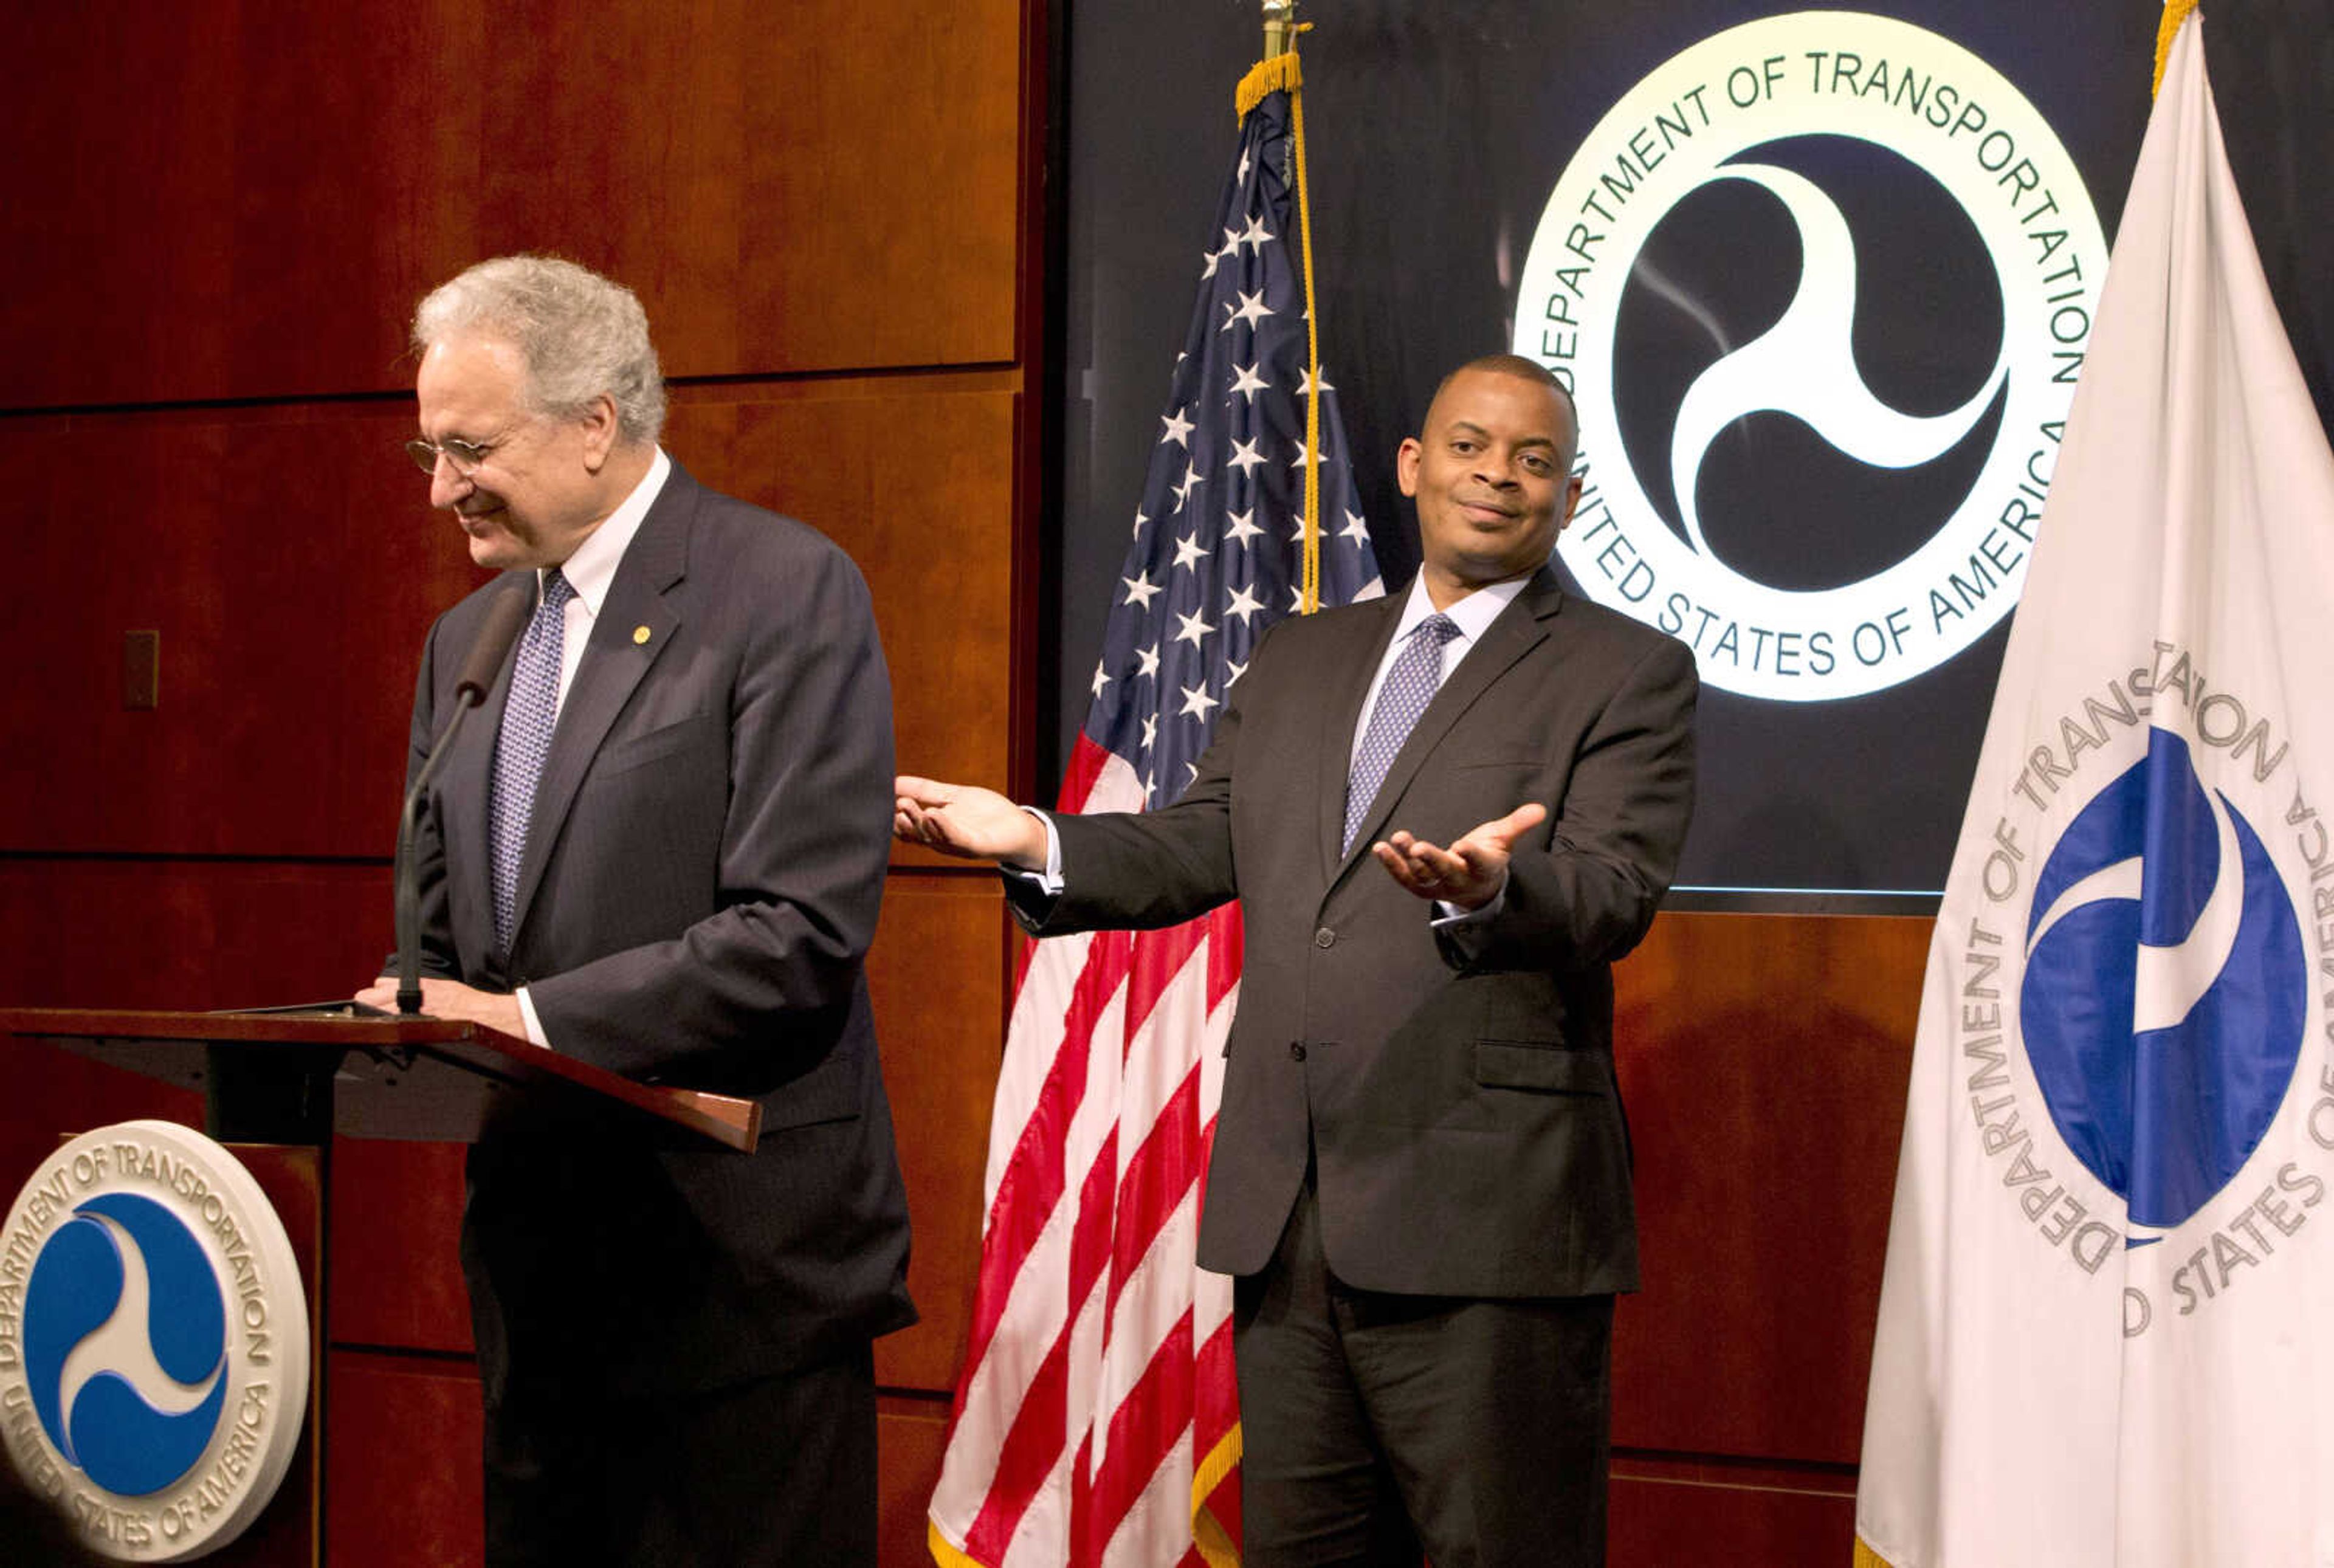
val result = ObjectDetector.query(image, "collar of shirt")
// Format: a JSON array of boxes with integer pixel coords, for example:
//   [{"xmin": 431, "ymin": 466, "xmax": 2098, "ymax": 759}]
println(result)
[
  {"xmin": 1385, "ymin": 570, "xmax": 1530, "ymax": 661},
  {"xmin": 540, "ymin": 446, "xmax": 670, "ymax": 710},
  {"xmin": 1351, "ymin": 571, "xmax": 1534, "ymax": 770},
  {"xmin": 542, "ymin": 445, "xmax": 672, "ymax": 617}
]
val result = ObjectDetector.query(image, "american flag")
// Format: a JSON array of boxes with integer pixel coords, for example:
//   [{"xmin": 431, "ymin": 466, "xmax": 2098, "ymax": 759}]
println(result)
[{"xmin": 928, "ymin": 57, "xmax": 1381, "ymax": 1568}]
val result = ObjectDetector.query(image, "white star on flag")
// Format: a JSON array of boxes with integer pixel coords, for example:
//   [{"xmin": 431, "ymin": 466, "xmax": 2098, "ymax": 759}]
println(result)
[
  {"xmin": 1172, "ymin": 607, "xmax": 1214, "ymax": 648},
  {"xmin": 1229, "ymin": 362, "xmax": 1270, "ymax": 401},
  {"xmin": 1172, "ymin": 459, "xmax": 1203, "ymax": 512},
  {"xmin": 1177, "ymin": 683, "xmax": 1219, "ymax": 721},
  {"xmin": 1121, "ymin": 570, "xmax": 1162, "ymax": 610},
  {"xmin": 1159, "ymin": 407, "xmax": 1194, "ymax": 446},
  {"xmin": 1220, "ymin": 289, "xmax": 1272, "ymax": 331},
  {"xmin": 1205, "ymin": 227, "xmax": 1242, "ymax": 279}
]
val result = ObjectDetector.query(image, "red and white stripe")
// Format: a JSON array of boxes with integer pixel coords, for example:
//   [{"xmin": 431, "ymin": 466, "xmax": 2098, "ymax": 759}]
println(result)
[{"xmin": 930, "ymin": 736, "xmax": 1245, "ymax": 1568}]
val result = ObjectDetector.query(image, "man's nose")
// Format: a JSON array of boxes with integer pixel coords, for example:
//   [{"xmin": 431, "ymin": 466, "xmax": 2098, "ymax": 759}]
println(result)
[{"xmin": 428, "ymin": 456, "xmax": 472, "ymax": 509}]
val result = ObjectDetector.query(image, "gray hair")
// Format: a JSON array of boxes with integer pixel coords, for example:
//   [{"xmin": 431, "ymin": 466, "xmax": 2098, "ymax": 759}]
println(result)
[{"xmin": 411, "ymin": 255, "xmax": 666, "ymax": 445}]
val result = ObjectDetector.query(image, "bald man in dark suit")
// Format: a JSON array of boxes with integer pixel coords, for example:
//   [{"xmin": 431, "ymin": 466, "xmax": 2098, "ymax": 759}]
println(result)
[{"xmin": 897, "ymin": 355, "xmax": 1697, "ymax": 1567}]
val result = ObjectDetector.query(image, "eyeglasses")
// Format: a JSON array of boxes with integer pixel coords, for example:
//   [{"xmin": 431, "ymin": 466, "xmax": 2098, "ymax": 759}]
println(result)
[{"xmin": 404, "ymin": 435, "xmax": 500, "ymax": 477}]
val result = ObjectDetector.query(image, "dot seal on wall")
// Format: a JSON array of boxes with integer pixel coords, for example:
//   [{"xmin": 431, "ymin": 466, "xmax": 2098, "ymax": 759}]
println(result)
[
  {"xmin": 1, "ymin": 1121, "xmax": 309, "ymax": 1562},
  {"xmin": 1518, "ymin": 10, "xmax": 2108, "ymax": 702}
]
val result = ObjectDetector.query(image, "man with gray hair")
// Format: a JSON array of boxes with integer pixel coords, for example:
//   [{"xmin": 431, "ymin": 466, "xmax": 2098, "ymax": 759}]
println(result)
[{"xmin": 359, "ymin": 255, "xmax": 912, "ymax": 1564}]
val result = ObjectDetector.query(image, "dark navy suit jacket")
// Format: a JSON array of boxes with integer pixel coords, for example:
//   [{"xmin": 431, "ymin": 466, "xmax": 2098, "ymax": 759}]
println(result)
[
  {"xmin": 404, "ymin": 461, "xmax": 913, "ymax": 1399},
  {"xmin": 1014, "ymin": 568, "xmax": 1697, "ymax": 1299}
]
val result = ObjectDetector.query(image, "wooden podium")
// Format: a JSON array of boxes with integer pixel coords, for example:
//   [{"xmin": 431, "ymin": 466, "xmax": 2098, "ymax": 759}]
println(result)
[{"xmin": 0, "ymin": 1006, "xmax": 762, "ymax": 1566}]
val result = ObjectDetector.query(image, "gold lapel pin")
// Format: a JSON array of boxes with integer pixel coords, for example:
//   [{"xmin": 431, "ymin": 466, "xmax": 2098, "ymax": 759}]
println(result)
[{"xmin": 633, "ymin": 625, "xmax": 652, "ymax": 645}]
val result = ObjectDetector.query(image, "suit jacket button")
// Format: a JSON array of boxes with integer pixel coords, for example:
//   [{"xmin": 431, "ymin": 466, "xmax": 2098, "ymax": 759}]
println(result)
[
  {"xmin": 1313, "ymin": 926, "xmax": 1335, "ymax": 948},
  {"xmin": 1289, "ymin": 1042, "xmax": 1307, "ymax": 1061}
]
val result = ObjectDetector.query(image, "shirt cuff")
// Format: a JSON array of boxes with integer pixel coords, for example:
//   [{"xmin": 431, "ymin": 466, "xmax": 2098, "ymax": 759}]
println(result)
[
  {"xmin": 515, "ymin": 985, "xmax": 550, "ymax": 1048},
  {"xmin": 1002, "ymin": 805, "xmax": 1065, "ymax": 895},
  {"xmin": 1429, "ymin": 872, "xmax": 1508, "ymax": 930}
]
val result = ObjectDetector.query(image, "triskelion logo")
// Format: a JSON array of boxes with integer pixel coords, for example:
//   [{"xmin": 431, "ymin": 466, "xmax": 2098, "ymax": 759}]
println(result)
[
  {"xmin": 2024, "ymin": 732, "xmax": 2306, "ymax": 1235},
  {"xmin": 1955, "ymin": 650, "xmax": 2331, "ymax": 1338},
  {"xmin": 2, "ymin": 1122, "xmax": 308, "ymax": 1561},
  {"xmin": 1516, "ymin": 12, "xmax": 2106, "ymax": 700}
]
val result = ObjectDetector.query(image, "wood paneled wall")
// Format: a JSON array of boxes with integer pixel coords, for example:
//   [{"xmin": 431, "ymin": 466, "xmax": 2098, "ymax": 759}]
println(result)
[
  {"xmin": 0, "ymin": 4, "xmax": 1929, "ymax": 1565},
  {"xmin": 1608, "ymin": 910, "xmax": 1924, "ymax": 1558},
  {"xmin": 0, "ymin": 3, "xmax": 1041, "ymax": 1565}
]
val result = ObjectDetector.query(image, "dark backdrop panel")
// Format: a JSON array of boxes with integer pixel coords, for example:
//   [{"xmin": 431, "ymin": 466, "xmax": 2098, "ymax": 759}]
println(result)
[
  {"xmin": 1057, "ymin": 1, "xmax": 2329, "ymax": 897},
  {"xmin": 1044, "ymin": 4, "xmax": 2331, "ymax": 1553}
]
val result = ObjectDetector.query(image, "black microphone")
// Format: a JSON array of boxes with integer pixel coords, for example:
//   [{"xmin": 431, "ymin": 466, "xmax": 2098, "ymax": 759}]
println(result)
[{"xmin": 394, "ymin": 585, "xmax": 533, "ymax": 1014}]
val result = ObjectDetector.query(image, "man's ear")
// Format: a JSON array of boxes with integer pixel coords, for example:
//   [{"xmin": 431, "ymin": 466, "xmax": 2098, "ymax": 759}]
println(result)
[
  {"xmin": 578, "ymin": 393, "xmax": 622, "ymax": 472},
  {"xmin": 1556, "ymin": 472, "xmax": 1585, "ymax": 531},
  {"xmin": 1396, "ymin": 436, "xmax": 1423, "ymax": 498}
]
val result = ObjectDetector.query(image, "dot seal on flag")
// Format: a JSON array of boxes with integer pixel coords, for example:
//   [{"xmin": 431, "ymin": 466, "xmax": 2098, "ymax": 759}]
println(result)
[
  {"xmin": 1961, "ymin": 647, "xmax": 2330, "ymax": 1339},
  {"xmin": 0, "ymin": 1121, "xmax": 309, "ymax": 1561}
]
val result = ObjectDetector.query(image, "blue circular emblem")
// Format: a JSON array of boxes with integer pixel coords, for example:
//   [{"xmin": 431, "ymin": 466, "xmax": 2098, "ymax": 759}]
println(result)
[
  {"xmin": 22, "ymin": 1192, "xmax": 229, "ymax": 1497},
  {"xmin": 2022, "ymin": 728, "xmax": 2308, "ymax": 1229}
]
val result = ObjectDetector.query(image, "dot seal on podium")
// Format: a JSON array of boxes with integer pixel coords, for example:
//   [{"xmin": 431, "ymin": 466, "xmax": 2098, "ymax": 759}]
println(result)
[{"xmin": 1, "ymin": 1121, "xmax": 309, "ymax": 1561}]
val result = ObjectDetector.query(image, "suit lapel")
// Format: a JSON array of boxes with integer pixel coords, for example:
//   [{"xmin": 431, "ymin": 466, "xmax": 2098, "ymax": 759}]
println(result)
[
  {"xmin": 508, "ymin": 470, "xmax": 695, "ymax": 949},
  {"xmin": 1315, "ymin": 595, "xmax": 1406, "ymax": 884},
  {"xmin": 1332, "ymin": 569, "xmax": 1567, "ymax": 883}
]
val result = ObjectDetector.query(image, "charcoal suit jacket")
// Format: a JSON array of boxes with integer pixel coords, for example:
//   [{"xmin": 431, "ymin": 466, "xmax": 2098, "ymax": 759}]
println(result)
[
  {"xmin": 1013, "ymin": 567, "xmax": 1696, "ymax": 1299},
  {"xmin": 402, "ymin": 460, "xmax": 914, "ymax": 1398}
]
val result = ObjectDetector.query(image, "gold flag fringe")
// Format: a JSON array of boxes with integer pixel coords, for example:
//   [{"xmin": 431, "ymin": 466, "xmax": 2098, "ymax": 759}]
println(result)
[{"xmin": 2155, "ymin": 0, "xmax": 2200, "ymax": 97}]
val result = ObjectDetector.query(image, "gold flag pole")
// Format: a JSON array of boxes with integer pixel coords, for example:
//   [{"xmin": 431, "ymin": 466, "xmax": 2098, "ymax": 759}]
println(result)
[{"xmin": 1244, "ymin": 0, "xmax": 1331, "ymax": 610}]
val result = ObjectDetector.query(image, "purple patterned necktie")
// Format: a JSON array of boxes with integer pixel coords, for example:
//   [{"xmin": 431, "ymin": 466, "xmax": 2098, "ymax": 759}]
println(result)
[
  {"xmin": 1343, "ymin": 613, "xmax": 1461, "ymax": 854},
  {"xmin": 489, "ymin": 569, "xmax": 576, "ymax": 951}
]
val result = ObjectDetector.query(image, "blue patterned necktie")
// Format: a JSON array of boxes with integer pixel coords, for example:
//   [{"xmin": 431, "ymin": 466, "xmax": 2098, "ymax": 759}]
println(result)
[
  {"xmin": 489, "ymin": 569, "xmax": 576, "ymax": 951},
  {"xmin": 1343, "ymin": 613, "xmax": 1461, "ymax": 854}
]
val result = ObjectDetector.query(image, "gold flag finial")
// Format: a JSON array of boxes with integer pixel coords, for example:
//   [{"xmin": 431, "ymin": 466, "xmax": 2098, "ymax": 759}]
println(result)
[{"xmin": 1263, "ymin": 0, "xmax": 1296, "ymax": 59}]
